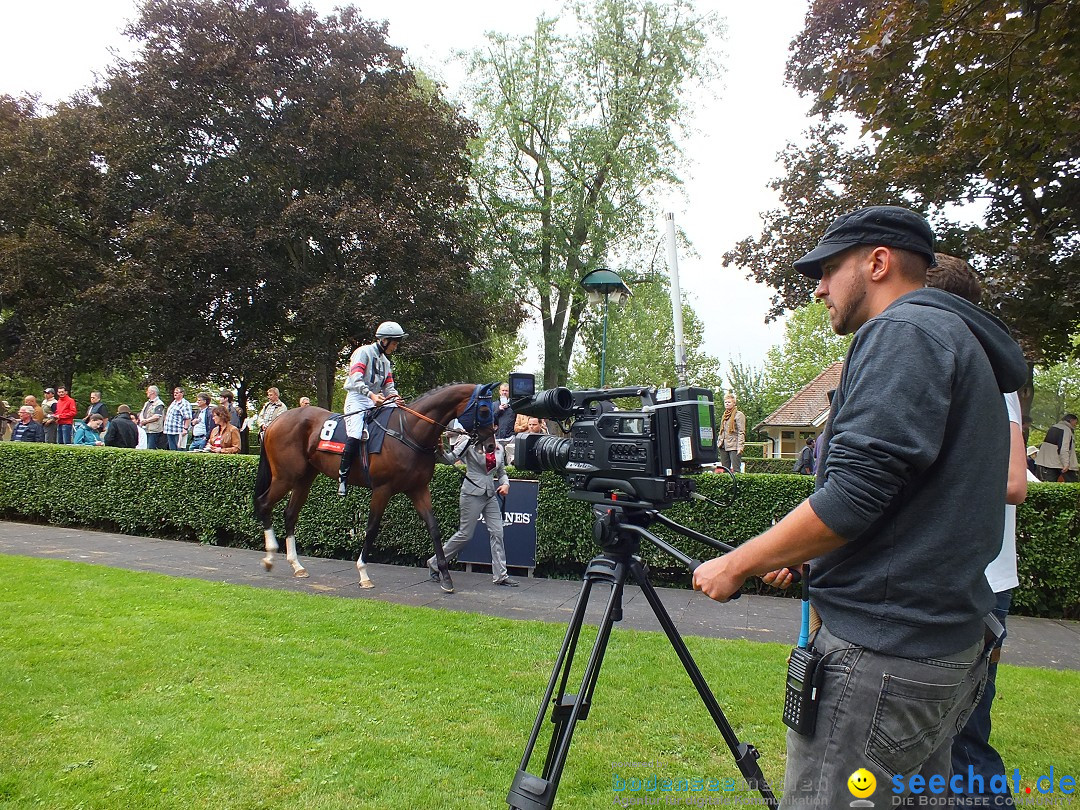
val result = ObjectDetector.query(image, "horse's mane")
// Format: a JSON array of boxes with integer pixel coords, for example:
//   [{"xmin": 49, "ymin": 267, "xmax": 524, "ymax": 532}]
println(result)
[{"xmin": 409, "ymin": 382, "xmax": 471, "ymax": 406}]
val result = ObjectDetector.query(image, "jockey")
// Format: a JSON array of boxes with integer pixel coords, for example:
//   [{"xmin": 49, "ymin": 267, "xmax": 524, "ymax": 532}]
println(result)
[{"xmin": 338, "ymin": 320, "xmax": 406, "ymax": 496}]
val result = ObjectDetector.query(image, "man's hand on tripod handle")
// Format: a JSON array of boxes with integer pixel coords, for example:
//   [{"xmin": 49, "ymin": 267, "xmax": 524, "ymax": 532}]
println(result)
[
  {"xmin": 762, "ymin": 567, "xmax": 800, "ymax": 590},
  {"xmin": 692, "ymin": 500, "xmax": 846, "ymax": 603}
]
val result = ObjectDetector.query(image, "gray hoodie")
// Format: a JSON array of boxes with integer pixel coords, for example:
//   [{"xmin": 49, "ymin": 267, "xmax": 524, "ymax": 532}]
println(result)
[{"xmin": 809, "ymin": 288, "xmax": 1028, "ymax": 657}]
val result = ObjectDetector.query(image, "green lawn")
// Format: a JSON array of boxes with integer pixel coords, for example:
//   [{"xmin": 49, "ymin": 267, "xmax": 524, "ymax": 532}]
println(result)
[{"xmin": 0, "ymin": 555, "xmax": 1077, "ymax": 809}]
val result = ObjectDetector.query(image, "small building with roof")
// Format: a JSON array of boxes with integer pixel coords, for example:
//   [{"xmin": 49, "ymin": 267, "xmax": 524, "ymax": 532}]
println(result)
[{"xmin": 755, "ymin": 362, "xmax": 843, "ymax": 459}]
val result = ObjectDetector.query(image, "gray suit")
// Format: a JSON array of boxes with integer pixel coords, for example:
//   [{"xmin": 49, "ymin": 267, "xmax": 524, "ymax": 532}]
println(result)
[{"xmin": 429, "ymin": 438, "xmax": 511, "ymax": 582}]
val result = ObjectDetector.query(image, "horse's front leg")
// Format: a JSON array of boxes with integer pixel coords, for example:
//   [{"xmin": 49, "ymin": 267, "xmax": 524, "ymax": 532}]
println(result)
[
  {"xmin": 410, "ymin": 488, "xmax": 453, "ymax": 594},
  {"xmin": 264, "ymin": 524, "xmax": 307, "ymax": 578},
  {"xmin": 356, "ymin": 489, "xmax": 391, "ymax": 589},
  {"xmin": 262, "ymin": 527, "xmax": 279, "ymax": 571},
  {"xmin": 356, "ymin": 516, "xmax": 378, "ymax": 590},
  {"xmin": 284, "ymin": 533, "xmax": 308, "ymax": 578}
]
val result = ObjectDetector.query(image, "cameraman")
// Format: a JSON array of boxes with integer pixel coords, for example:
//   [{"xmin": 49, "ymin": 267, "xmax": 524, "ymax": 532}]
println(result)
[{"xmin": 692, "ymin": 207, "xmax": 1027, "ymax": 806}]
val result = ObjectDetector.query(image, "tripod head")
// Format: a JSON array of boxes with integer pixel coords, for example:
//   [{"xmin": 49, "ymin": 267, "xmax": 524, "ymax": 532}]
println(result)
[
  {"xmin": 590, "ymin": 503, "xmax": 731, "ymax": 573},
  {"xmin": 591, "ymin": 500, "xmax": 801, "ymax": 591}
]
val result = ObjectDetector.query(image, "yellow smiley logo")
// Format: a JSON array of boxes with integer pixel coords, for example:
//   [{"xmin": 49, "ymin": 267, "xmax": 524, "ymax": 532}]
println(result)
[{"xmin": 848, "ymin": 768, "xmax": 876, "ymax": 798}]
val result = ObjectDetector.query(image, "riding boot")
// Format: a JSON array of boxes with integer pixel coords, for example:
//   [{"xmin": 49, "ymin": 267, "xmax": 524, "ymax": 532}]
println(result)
[{"xmin": 338, "ymin": 437, "xmax": 361, "ymax": 497}]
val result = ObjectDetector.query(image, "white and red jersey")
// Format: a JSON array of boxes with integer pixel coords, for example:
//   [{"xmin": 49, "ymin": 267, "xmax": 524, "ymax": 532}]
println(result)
[{"xmin": 343, "ymin": 342, "xmax": 398, "ymax": 399}]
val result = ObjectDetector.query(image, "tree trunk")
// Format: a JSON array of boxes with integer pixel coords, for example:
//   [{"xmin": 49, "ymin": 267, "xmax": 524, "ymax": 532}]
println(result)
[
  {"xmin": 316, "ymin": 358, "xmax": 336, "ymax": 410},
  {"xmin": 542, "ymin": 319, "xmax": 566, "ymax": 390},
  {"xmin": 1018, "ymin": 361, "xmax": 1035, "ymax": 443}
]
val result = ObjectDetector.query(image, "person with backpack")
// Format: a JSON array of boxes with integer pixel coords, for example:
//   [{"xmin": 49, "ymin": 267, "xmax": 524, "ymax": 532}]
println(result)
[
  {"xmin": 1034, "ymin": 414, "xmax": 1077, "ymax": 482},
  {"xmin": 793, "ymin": 436, "xmax": 816, "ymax": 475}
]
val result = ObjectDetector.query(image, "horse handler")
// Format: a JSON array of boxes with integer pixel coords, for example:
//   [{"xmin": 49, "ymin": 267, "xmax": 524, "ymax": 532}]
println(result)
[
  {"xmin": 428, "ymin": 435, "xmax": 518, "ymax": 587},
  {"xmin": 338, "ymin": 321, "xmax": 405, "ymax": 496}
]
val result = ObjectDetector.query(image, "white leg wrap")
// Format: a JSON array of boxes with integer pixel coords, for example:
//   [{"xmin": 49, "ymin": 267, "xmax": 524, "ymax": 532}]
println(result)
[
  {"xmin": 357, "ymin": 554, "xmax": 374, "ymax": 589},
  {"xmin": 261, "ymin": 529, "xmax": 278, "ymax": 571},
  {"xmin": 286, "ymin": 534, "xmax": 308, "ymax": 578}
]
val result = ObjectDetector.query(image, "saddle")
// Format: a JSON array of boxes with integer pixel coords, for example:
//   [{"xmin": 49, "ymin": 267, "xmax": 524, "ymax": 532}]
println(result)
[{"xmin": 315, "ymin": 407, "xmax": 395, "ymax": 456}]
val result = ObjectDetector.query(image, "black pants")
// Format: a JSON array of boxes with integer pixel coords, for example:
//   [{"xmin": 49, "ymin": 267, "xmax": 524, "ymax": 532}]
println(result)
[{"xmin": 1036, "ymin": 464, "xmax": 1073, "ymax": 482}]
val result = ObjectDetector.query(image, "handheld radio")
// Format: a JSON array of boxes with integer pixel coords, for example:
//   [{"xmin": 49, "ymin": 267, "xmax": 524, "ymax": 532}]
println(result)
[{"xmin": 782, "ymin": 565, "xmax": 822, "ymax": 735}]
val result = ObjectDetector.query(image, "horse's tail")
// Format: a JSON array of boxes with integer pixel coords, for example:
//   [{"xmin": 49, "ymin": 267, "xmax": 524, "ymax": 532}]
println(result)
[{"xmin": 253, "ymin": 444, "xmax": 273, "ymax": 515}]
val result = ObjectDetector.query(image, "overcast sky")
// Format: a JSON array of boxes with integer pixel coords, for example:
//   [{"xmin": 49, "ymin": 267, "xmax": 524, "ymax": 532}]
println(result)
[{"xmin": 0, "ymin": 0, "xmax": 815, "ymax": 378}]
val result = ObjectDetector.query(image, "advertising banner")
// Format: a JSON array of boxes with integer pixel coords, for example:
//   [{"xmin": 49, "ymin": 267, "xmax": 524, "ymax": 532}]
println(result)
[{"xmin": 458, "ymin": 479, "xmax": 539, "ymax": 570}]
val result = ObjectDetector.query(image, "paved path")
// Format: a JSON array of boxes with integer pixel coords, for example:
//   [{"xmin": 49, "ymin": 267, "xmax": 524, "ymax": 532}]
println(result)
[{"xmin": 2, "ymin": 520, "xmax": 1077, "ymax": 671}]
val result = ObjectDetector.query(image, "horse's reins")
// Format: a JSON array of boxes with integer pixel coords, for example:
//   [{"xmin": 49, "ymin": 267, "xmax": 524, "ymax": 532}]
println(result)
[
  {"xmin": 394, "ymin": 401, "xmax": 472, "ymax": 438},
  {"xmin": 340, "ymin": 398, "xmax": 467, "ymax": 435},
  {"xmin": 339, "ymin": 396, "xmax": 484, "ymax": 457},
  {"xmin": 344, "ymin": 388, "xmax": 502, "ymax": 498}
]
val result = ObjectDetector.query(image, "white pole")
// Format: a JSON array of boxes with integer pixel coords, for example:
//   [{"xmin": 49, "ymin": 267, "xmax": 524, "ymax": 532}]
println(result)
[{"xmin": 665, "ymin": 212, "xmax": 688, "ymax": 386}]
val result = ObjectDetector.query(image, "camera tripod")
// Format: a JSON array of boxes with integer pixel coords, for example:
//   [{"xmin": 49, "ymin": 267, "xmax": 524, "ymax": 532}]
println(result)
[{"xmin": 506, "ymin": 506, "xmax": 778, "ymax": 810}]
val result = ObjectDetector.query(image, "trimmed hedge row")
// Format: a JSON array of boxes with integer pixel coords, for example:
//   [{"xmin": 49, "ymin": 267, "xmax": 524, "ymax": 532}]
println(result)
[
  {"xmin": 1014, "ymin": 485, "xmax": 1080, "ymax": 619},
  {"xmin": 0, "ymin": 443, "xmax": 1077, "ymax": 617},
  {"xmin": 743, "ymin": 458, "xmax": 803, "ymax": 475}
]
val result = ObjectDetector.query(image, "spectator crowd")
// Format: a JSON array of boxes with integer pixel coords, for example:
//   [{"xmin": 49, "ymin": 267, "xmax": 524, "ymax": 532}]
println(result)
[{"xmin": 1, "ymin": 385, "xmax": 302, "ymax": 452}]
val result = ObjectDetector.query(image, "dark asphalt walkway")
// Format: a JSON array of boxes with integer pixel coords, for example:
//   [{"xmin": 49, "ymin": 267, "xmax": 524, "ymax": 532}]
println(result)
[{"xmin": 2, "ymin": 520, "xmax": 1077, "ymax": 671}]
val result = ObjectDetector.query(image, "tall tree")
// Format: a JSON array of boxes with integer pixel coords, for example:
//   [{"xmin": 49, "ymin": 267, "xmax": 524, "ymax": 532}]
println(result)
[
  {"xmin": 727, "ymin": 0, "xmax": 1080, "ymax": 363},
  {"xmin": 0, "ymin": 96, "xmax": 116, "ymax": 386},
  {"xmin": 466, "ymin": 0, "xmax": 721, "ymax": 388},
  {"xmin": 95, "ymin": 0, "xmax": 518, "ymax": 406}
]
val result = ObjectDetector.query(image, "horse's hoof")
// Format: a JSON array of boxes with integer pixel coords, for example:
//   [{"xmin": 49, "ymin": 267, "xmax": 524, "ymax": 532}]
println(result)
[
  {"xmin": 293, "ymin": 568, "xmax": 309, "ymax": 579},
  {"xmin": 360, "ymin": 580, "xmax": 375, "ymax": 590},
  {"xmin": 440, "ymin": 577, "xmax": 455, "ymax": 594},
  {"xmin": 261, "ymin": 558, "xmax": 273, "ymax": 571}
]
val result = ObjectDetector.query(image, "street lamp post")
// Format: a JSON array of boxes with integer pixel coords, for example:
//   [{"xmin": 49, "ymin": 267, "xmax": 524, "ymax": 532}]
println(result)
[{"xmin": 579, "ymin": 267, "xmax": 631, "ymax": 387}]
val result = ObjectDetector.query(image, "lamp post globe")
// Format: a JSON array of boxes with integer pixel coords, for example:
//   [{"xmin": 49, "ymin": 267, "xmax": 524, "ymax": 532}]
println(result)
[{"xmin": 579, "ymin": 267, "xmax": 631, "ymax": 388}]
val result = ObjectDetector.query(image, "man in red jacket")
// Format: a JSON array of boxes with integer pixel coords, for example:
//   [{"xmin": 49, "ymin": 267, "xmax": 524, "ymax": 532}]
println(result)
[{"xmin": 54, "ymin": 386, "xmax": 77, "ymax": 445}]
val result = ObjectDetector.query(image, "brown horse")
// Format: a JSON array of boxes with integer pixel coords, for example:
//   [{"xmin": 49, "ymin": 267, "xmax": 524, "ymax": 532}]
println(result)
[{"xmin": 252, "ymin": 382, "xmax": 498, "ymax": 593}]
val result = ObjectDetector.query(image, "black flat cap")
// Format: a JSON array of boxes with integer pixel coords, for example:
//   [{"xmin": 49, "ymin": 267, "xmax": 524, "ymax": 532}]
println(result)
[{"xmin": 794, "ymin": 205, "xmax": 937, "ymax": 279}]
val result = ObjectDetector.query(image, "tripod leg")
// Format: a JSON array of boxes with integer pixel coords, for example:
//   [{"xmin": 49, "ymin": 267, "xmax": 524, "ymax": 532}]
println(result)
[
  {"xmin": 507, "ymin": 556, "xmax": 628, "ymax": 810},
  {"xmin": 540, "ymin": 563, "xmax": 624, "ymax": 780},
  {"xmin": 629, "ymin": 557, "xmax": 778, "ymax": 809}
]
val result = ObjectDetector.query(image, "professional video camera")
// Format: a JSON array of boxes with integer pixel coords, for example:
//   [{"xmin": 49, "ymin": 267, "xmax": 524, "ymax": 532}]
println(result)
[{"xmin": 508, "ymin": 372, "xmax": 717, "ymax": 508}]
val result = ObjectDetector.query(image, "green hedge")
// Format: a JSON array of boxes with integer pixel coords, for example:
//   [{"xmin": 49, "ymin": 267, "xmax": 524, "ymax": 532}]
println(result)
[
  {"xmin": 0, "ymin": 444, "xmax": 1076, "ymax": 618},
  {"xmin": 743, "ymin": 458, "xmax": 802, "ymax": 475},
  {"xmin": 1014, "ymin": 484, "xmax": 1080, "ymax": 619}
]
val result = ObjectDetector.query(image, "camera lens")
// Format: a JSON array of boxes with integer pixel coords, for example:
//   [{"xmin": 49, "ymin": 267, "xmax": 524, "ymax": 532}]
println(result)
[
  {"xmin": 531, "ymin": 435, "xmax": 571, "ymax": 473},
  {"xmin": 515, "ymin": 387, "xmax": 575, "ymax": 420},
  {"xmin": 513, "ymin": 432, "xmax": 571, "ymax": 473}
]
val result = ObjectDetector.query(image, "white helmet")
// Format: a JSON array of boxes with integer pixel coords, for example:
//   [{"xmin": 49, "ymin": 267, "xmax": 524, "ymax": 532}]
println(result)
[{"xmin": 375, "ymin": 321, "xmax": 408, "ymax": 339}]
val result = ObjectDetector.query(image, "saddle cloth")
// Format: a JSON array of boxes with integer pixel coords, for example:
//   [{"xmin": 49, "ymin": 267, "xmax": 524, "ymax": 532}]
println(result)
[{"xmin": 315, "ymin": 407, "xmax": 394, "ymax": 455}]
